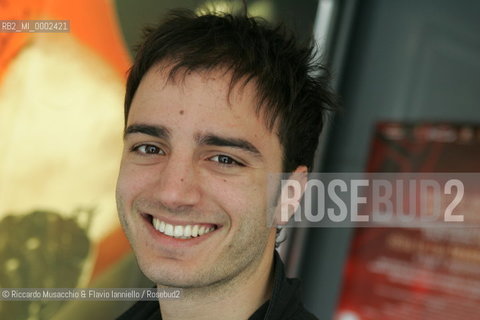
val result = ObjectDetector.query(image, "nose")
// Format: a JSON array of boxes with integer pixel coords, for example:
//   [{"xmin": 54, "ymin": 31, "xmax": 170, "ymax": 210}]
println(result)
[{"xmin": 152, "ymin": 153, "xmax": 201, "ymax": 211}]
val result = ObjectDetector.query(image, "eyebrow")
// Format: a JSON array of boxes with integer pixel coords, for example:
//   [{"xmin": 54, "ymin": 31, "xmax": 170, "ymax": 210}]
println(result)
[
  {"xmin": 124, "ymin": 124, "xmax": 170, "ymax": 139},
  {"xmin": 197, "ymin": 134, "xmax": 262, "ymax": 159},
  {"xmin": 124, "ymin": 124, "xmax": 262, "ymax": 159}
]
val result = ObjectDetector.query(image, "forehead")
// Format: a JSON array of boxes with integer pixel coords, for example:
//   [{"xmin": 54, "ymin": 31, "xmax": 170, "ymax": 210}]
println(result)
[{"xmin": 129, "ymin": 64, "xmax": 265, "ymax": 127}]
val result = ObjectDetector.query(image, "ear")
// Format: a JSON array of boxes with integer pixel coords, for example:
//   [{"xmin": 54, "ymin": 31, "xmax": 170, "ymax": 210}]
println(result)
[{"xmin": 273, "ymin": 165, "xmax": 308, "ymax": 226}]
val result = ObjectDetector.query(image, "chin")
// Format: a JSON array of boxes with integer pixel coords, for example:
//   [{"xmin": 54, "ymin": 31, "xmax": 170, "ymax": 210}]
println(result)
[{"xmin": 137, "ymin": 256, "xmax": 195, "ymax": 287}]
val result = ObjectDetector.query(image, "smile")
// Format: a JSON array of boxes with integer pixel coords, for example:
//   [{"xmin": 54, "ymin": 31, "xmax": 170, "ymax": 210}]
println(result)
[{"xmin": 152, "ymin": 218, "xmax": 217, "ymax": 239}]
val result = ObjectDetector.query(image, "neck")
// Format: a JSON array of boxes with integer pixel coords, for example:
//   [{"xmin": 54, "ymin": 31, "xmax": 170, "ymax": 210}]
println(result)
[{"xmin": 159, "ymin": 244, "xmax": 276, "ymax": 320}]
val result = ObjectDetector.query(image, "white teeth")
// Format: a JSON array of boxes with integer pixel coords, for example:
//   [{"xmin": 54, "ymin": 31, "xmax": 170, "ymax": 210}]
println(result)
[
  {"xmin": 164, "ymin": 223, "xmax": 174, "ymax": 236},
  {"xmin": 152, "ymin": 218, "xmax": 216, "ymax": 239},
  {"xmin": 174, "ymin": 225, "xmax": 184, "ymax": 237},
  {"xmin": 184, "ymin": 225, "xmax": 192, "ymax": 237},
  {"xmin": 192, "ymin": 225, "xmax": 199, "ymax": 237}
]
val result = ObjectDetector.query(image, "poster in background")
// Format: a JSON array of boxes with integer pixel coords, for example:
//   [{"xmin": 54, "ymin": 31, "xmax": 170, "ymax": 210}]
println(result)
[{"xmin": 335, "ymin": 122, "xmax": 480, "ymax": 320}]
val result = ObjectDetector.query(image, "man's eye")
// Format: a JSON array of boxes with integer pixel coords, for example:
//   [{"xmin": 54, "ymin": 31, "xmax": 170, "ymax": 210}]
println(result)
[
  {"xmin": 210, "ymin": 155, "xmax": 243, "ymax": 166},
  {"xmin": 132, "ymin": 144, "xmax": 164, "ymax": 155}
]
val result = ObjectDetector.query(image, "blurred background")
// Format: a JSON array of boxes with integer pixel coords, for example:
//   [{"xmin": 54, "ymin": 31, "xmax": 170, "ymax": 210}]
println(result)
[{"xmin": 1, "ymin": 0, "xmax": 480, "ymax": 319}]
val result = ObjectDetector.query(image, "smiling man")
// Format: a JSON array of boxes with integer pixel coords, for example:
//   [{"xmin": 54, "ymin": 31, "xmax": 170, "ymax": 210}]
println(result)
[{"xmin": 116, "ymin": 9, "xmax": 336, "ymax": 320}]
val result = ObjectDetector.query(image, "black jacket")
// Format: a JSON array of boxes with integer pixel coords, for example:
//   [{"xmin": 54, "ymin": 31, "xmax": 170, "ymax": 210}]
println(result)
[{"xmin": 117, "ymin": 251, "xmax": 317, "ymax": 319}]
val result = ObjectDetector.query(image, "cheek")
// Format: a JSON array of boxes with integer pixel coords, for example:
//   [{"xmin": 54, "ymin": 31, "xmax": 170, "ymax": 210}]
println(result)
[
  {"xmin": 116, "ymin": 164, "xmax": 154, "ymax": 204},
  {"xmin": 206, "ymin": 175, "xmax": 269, "ymax": 225}
]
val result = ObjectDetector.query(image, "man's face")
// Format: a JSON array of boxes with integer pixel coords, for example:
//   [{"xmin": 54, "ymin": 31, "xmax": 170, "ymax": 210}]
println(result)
[{"xmin": 116, "ymin": 65, "xmax": 284, "ymax": 288}]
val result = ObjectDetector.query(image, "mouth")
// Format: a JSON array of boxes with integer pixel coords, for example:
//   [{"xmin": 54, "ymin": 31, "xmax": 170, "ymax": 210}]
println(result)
[{"xmin": 145, "ymin": 214, "xmax": 219, "ymax": 240}]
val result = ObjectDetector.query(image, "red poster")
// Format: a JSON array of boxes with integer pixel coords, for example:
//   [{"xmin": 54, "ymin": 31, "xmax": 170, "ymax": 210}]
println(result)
[{"xmin": 335, "ymin": 123, "xmax": 480, "ymax": 320}]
